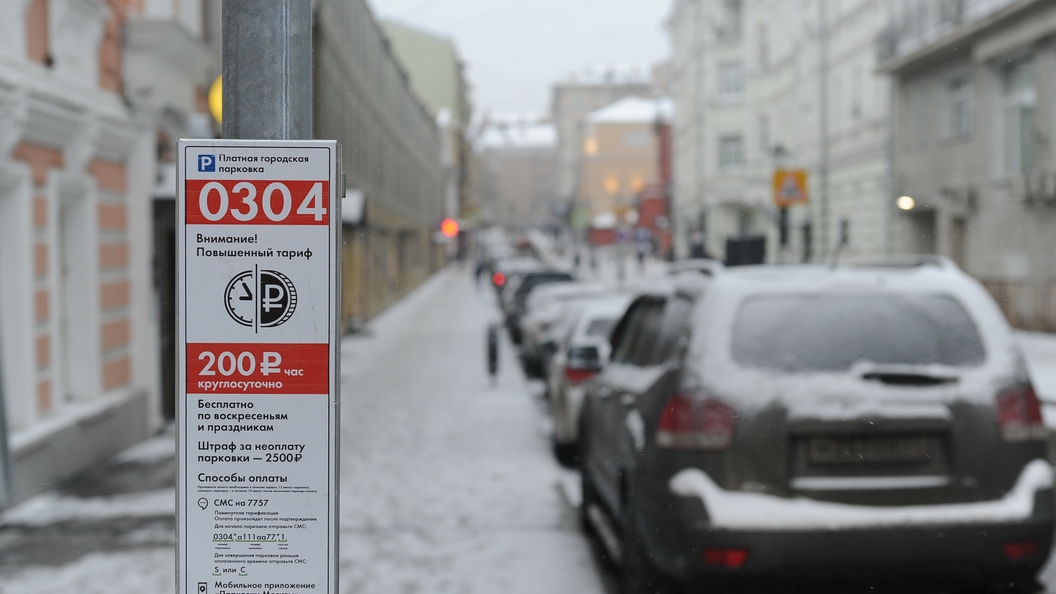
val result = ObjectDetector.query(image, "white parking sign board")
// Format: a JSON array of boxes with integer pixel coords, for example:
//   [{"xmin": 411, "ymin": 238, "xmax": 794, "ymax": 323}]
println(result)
[{"xmin": 177, "ymin": 140, "xmax": 339, "ymax": 594}]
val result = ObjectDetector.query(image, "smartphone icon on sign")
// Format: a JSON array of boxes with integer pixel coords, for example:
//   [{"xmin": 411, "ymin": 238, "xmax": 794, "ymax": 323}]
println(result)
[{"xmin": 198, "ymin": 582, "xmax": 208, "ymax": 594}]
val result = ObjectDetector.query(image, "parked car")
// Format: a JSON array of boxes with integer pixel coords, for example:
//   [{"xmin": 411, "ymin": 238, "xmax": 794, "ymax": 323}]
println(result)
[
  {"xmin": 579, "ymin": 258, "xmax": 1054, "ymax": 593},
  {"xmin": 502, "ymin": 269, "xmax": 574, "ymax": 344},
  {"xmin": 490, "ymin": 256, "xmax": 542, "ymax": 295},
  {"xmin": 548, "ymin": 294, "xmax": 634, "ymax": 464},
  {"xmin": 519, "ymin": 282, "xmax": 615, "ymax": 378}
]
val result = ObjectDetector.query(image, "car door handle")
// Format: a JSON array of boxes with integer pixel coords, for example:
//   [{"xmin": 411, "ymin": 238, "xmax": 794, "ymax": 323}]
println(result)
[
  {"xmin": 597, "ymin": 386, "xmax": 612, "ymax": 399},
  {"xmin": 620, "ymin": 393, "xmax": 636, "ymax": 406}
]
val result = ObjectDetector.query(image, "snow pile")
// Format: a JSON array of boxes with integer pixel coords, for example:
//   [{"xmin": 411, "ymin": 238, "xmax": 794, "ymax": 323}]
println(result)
[
  {"xmin": 0, "ymin": 488, "xmax": 174, "ymax": 527},
  {"xmin": 113, "ymin": 434, "xmax": 175, "ymax": 464},
  {"xmin": 0, "ymin": 548, "xmax": 174, "ymax": 594},
  {"xmin": 670, "ymin": 459, "xmax": 1053, "ymax": 531}
]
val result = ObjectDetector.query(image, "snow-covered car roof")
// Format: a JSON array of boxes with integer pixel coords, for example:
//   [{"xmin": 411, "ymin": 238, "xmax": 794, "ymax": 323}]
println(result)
[
  {"xmin": 569, "ymin": 295, "xmax": 633, "ymax": 340},
  {"xmin": 524, "ymin": 282, "xmax": 615, "ymax": 312}
]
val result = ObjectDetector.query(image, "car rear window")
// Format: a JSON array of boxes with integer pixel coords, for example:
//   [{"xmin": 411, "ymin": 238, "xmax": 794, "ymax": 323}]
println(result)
[
  {"xmin": 730, "ymin": 293, "xmax": 986, "ymax": 371},
  {"xmin": 585, "ymin": 318, "xmax": 617, "ymax": 338}
]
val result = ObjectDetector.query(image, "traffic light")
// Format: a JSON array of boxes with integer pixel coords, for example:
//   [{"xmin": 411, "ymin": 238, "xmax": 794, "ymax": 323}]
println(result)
[{"xmin": 440, "ymin": 218, "xmax": 459, "ymax": 238}]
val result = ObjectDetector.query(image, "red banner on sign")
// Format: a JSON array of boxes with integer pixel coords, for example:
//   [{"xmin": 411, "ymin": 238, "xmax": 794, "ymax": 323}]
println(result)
[
  {"xmin": 186, "ymin": 180, "xmax": 330, "ymax": 226},
  {"xmin": 186, "ymin": 343, "xmax": 329, "ymax": 394}
]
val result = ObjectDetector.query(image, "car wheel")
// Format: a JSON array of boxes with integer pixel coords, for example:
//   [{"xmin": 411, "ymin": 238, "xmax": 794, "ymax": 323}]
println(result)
[
  {"xmin": 621, "ymin": 489, "xmax": 681, "ymax": 594},
  {"xmin": 553, "ymin": 440, "xmax": 579, "ymax": 467}
]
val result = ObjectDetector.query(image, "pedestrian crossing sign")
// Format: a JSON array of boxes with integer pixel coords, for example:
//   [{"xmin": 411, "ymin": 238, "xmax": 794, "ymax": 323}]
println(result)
[{"xmin": 773, "ymin": 169, "xmax": 809, "ymax": 207}]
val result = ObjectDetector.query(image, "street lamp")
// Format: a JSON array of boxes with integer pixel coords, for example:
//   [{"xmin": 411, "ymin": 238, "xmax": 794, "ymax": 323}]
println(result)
[{"xmin": 896, "ymin": 195, "xmax": 916, "ymax": 210}]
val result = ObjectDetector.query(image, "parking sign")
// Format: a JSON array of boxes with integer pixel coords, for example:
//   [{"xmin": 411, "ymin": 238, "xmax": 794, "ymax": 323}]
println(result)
[{"xmin": 177, "ymin": 140, "xmax": 340, "ymax": 594}]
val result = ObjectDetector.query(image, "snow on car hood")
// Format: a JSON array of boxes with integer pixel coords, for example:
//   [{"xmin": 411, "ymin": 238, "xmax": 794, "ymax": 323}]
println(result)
[{"xmin": 669, "ymin": 459, "xmax": 1054, "ymax": 531}]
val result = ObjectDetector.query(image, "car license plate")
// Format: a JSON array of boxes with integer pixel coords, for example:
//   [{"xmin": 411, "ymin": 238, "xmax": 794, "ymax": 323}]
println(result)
[{"xmin": 809, "ymin": 435, "xmax": 931, "ymax": 464}]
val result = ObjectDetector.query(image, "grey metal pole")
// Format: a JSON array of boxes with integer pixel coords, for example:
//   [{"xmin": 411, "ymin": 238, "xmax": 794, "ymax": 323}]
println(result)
[
  {"xmin": 222, "ymin": 0, "xmax": 313, "ymax": 140},
  {"xmin": 818, "ymin": 0, "xmax": 830, "ymax": 259}
]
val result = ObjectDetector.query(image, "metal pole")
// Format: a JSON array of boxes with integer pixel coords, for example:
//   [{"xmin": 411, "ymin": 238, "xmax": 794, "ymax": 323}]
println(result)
[
  {"xmin": 223, "ymin": 0, "xmax": 313, "ymax": 140},
  {"xmin": 693, "ymin": 0, "xmax": 705, "ymax": 258},
  {"xmin": 818, "ymin": 0, "xmax": 830, "ymax": 258}
]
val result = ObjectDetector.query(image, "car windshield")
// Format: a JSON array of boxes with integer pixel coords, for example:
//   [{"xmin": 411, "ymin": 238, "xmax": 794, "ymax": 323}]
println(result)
[{"xmin": 730, "ymin": 293, "xmax": 986, "ymax": 371}]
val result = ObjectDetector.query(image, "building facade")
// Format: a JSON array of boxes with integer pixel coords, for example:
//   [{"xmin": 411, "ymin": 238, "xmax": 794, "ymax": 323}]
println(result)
[
  {"xmin": 668, "ymin": 0, "xmax": 893, "ymax": 263},
  {"xmin": 0, "ymin": 0, "xmax": 216, "ymax": 504},
  {"xmin": 552, "ymin": 64, "xmax": 655, "ymax": 218},
  {"xmin": 315, "ymin": 0, "xmax": 445, "ymax": 327},
  {"xmin": 579, "ymin": 96, "xmax": 671, "ymax": 221},
  {"xmin": 381, "ymin": 20, "xmax": 474, "ymax": 228},
  {"xmin": 878, "ymin": 0, "xmax": 1056, "ymax": 330},
  {"xmin": 476, "ymin": 115, "xmax": 558, "ymax": 229}
]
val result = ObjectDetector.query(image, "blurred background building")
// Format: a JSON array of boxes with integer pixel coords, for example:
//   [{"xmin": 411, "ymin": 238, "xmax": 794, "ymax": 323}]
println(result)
[
  {"xmin": 315, "ymin": 0, "xmax": 448, "ymax": 328},
  {"xmin": 382, "ymin": 20, "xmax": 476, "ymax": 232},
  {"xmin": 577, "ymin": 96, "xmax": 672, "ymax": 247},
  {"xmin": 668, "ymin": 0, "xmax": 893, "ymax": 263},
  {"xmin": 475, "ymin": 114, "xmax": 557, "ymax": 229},
  {"xmin": 552, "ymin": 64, "xmax": 656, "ymax": 219},
  {"xmin": 879, "ymin": 0, "xmax": 1056, "ymax": 331}
]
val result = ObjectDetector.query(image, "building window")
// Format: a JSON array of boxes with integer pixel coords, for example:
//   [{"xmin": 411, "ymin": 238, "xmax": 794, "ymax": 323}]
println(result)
[
  {"xmin": 1004, "ymin": 59, "xmax": 1036, "ymax": 174},
  {"xmin": 719, "ymin": 135, "xmax": 744, "ymax": 171},
  {"xmin": 719, "ymin": 62, "xmax": 744, "ymax": 98},
  {"xmin": 948, "ymin": 77, "xmax": 971, "ymax": 139}
]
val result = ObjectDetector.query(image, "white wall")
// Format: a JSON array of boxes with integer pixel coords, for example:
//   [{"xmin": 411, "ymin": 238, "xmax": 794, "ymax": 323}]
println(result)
[{"xmin": 0, "ymin": 165, "xmax": 36, "ymax": 430}]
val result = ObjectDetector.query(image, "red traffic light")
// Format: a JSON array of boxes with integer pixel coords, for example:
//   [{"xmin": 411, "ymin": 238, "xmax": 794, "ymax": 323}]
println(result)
[{"xmin": 440, "ymin": 218, "xmax": 459, "ymax": 238}]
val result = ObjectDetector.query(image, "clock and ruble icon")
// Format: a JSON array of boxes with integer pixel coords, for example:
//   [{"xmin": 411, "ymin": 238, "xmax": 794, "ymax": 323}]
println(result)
[{"xmin": 224, "ymin": 268, "xmax": 298, "ymax": 330}]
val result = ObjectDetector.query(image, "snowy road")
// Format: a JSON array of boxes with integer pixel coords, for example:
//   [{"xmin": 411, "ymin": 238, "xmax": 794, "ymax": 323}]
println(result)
[{"xmin": 6, "ymin": 264, "xmax": 1056, "ymax": 592}]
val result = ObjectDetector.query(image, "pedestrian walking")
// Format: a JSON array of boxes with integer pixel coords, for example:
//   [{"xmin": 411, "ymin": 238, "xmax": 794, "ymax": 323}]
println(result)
[
  {"xmin": 474, "ymin": 258, "xmax": 487, "ymax": 290},
  {"xmin": 486, "ymin": 322, "xmax": 499, "ymax": 385}
]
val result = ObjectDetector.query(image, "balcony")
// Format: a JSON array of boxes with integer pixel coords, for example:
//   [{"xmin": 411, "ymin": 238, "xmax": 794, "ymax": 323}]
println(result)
[{"xmin": 875, "ymin": 0, "xmax": 1015, "ymax": 63}]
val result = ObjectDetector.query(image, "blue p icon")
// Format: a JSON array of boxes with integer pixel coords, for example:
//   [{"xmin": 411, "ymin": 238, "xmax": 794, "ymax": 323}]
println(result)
[{"xmin": 198, "ymin": 154, "xmax": 215, "ymax": 172}]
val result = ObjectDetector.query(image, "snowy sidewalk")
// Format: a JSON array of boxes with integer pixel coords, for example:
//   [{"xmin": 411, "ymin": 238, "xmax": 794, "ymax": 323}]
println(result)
[{"xmin": 336, "ymin": 266, "xmax": 604, "ymax": 593}]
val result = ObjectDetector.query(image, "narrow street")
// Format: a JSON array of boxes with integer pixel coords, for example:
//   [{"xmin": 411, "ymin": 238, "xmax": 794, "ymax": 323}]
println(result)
[{"xmin": 5, "ymin": 264, "xmax": 1056, "ymax": 592}]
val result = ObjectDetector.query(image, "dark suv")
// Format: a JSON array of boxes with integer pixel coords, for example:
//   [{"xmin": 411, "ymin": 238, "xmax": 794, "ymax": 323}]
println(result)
[{"xmin": 579, "ymin": 259, "xmax": 1054, "ymax": 593}]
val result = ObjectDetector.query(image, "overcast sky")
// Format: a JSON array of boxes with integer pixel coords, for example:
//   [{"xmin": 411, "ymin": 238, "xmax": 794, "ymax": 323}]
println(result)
[{"xmin": 366, "ymin": 0, "xmax": 672, "ymax": 116}]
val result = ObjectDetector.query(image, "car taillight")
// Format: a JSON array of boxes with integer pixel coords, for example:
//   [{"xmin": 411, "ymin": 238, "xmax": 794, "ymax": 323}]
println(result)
[
  {"xmin": 1004, "ymin": 539, "xmax": 1039, "ymax": 561},
  {"xmin": 492, "ymin": 272, "xmax": 506, "ymax": 286},
  {"xmin": 565, "ymin": 368, "xmax": 596, "ymax": 385},
  {"xmin": 657, "ymin": 393, "xmax": 736, "ymax": 451},
  {"xmin": 702, "ymin": 547, "xmax": 749, "ymax": 568},
  {"xmin": 996, "ymin": 384, "xmax": 1046, "ymax": 443}
]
